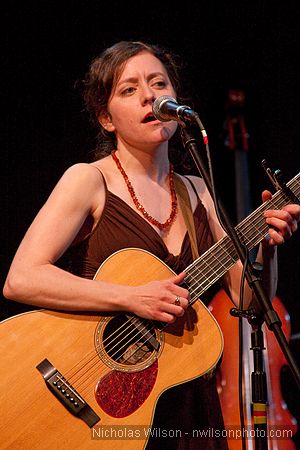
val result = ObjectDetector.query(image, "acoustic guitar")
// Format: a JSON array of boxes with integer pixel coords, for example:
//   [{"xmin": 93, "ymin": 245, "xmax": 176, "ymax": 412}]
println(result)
[{"xmin": 0, "ymin": 173, "xmax": 299, "ymax": 450}]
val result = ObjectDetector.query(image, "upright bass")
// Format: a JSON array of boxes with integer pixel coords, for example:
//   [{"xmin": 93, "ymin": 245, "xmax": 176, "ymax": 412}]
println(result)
[{"xmin": 209, "ymin": 88, "xmax": 298, "ymax": 450}]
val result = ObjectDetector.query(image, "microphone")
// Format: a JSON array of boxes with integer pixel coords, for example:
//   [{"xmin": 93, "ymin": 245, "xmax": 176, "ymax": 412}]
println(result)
[{"xmin": 152, "ymin": 95, "xmax": 199, "ymax": 123}]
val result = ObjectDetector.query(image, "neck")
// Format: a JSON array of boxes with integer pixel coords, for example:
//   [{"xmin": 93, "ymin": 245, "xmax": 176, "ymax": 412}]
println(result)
[
  {"xmin": 112, "ymin": 149, "xmax": 178, "ymax": 231},
  {"xmin": 115, "ymin": 143, "xmax": 169, "ymax": 183}
]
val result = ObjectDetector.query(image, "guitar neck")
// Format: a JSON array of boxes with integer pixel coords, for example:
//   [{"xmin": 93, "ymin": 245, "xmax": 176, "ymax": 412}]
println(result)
[{"xmin": 185, "ymin": 173, "xmax": 300, "ymax": 302}]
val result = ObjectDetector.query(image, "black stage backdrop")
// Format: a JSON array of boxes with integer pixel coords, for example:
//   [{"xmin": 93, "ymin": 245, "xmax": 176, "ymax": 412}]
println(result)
[{"xmin": 1, "ymin": 0, "xmax": 300, "ymax": 444}]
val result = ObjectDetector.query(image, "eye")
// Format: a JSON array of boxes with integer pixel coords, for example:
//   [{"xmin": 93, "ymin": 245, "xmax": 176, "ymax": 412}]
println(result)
[
  {"xmin": 121, "ymin": 86, "xmax": 136, "ymax": 96},
  {"xmin": 152, "ymin": 80, "xmax": 167, "ymax": 89}
]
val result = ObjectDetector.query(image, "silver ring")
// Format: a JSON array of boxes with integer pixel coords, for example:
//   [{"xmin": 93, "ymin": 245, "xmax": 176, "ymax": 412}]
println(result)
[{"xmin": 174, "ymin": 295, "xmax": 181, "ymax": 306}]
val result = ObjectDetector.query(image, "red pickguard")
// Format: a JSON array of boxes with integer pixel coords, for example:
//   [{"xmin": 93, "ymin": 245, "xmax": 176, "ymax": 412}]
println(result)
[{"xmin": 95, "ymin": 361, "xmax": 158, "ymax": 418}]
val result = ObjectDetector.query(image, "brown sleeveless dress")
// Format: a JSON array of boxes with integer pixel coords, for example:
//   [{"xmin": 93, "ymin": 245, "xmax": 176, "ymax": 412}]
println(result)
[{"xmin": 63, "ymin": 178, "xmax": 228, "ymax": 450}]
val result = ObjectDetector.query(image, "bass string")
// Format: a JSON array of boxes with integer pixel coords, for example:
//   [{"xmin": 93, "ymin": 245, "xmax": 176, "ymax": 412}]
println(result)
[
  {"xmin": 73, "ymin": 317, "xmax": 153, "ymax": 390},
  {"xmin": 63, "ymin": 314, "xmax": 139, "ymax": 381},
  {"xmin": 186, "ymin": 236, "xmax": 238, "ymax": 302},
  {"xmin": 88, "ymin": 195, "xmax": 276, "ymax": 378},
  {"xmin": 52, "ymin": 319, "xmax": 158, "ymax": 402},
  {"xmin": 54, "ymin": 178, "xmax": 300, "ymax": 404},
  {"xmin": 186, "ymin": 184, "xmax": 300, "ymax": 300},
  {"xmin": 74, "ymin": 318, "xmax": 160, "ymax": 401},
  {"xmin": 187, "ymin": 198, "xmax": 267, "ymax": 286},
  {"xmin": 60, "ymin": 315, "xmax": 160, "ymax": 396}
]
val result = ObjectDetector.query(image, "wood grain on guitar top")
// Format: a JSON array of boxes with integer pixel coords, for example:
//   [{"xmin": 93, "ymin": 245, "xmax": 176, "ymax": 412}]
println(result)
[{"xmin": 0, "ymin": 248, "xmax": 223, "ymax": 450}]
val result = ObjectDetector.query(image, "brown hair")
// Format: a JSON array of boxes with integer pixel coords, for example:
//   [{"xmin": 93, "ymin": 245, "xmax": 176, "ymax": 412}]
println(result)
[{"xmin": 82, "ymin": 41, "xmax": 184, "ymax": 158}]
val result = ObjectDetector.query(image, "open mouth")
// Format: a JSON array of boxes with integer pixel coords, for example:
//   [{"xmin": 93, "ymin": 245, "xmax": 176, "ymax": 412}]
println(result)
[{"xmin": 142, "ymin": 114, "xmax": 157, "ymax": 123}]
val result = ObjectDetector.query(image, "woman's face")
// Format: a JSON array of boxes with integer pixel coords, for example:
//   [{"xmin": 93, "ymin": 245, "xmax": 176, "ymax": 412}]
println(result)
[{"xmin": 100, "ymin": 51, "xmax": 178, "ymax": 150}]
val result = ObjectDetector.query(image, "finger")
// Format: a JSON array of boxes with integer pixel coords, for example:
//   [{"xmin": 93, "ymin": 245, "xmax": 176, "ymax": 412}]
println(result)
[
  {"xmin": 291, "ymin": 220, "xmax": 298, "ymax": 233},
  {"xmin": 170, "ymin": 295, "xmax": 189, "ymax": 309},
  {"xmin": 165, "ymin": 302, "xmax": 186, "ymax": 318},
  {"xmin": 173, "ymin": 286, "xmax": 190, "ymax": 302},
  {"xmin": 167, "ymin": 272, "xmax": 190, "ymax": 301},
  {"xmin": 262, "ymin": 190, "xmax": 272, "ymax": 203},
  {"xmin": 169, "ymin": 271, "xmax": 187, "ymax": 285},
  {"xmin": 159, "ymin": 312, "xmax": 177, "ymax": 324},
  {"xmin": 264, "ymin": 209, "xmax": 294, "ymax": 223},
  {"xmin": 278, "ymin": 216, "xmax": 298, "ymax": 233},
  {"xmin": 264, "ymin": 216, "xmax": 293, "ymax": 239},
  {"xmin": 266, "ymin": 227, "xmax": 285, "ymax": 245},
  {"xmin": 283, "ymin": 204, "xmax": 300, "ymax": 222},
  {"xmin": 264, "ymin": 206, "xmax": 300, "ymax": 226}
]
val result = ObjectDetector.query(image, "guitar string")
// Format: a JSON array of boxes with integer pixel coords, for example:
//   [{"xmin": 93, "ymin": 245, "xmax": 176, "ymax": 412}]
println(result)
[
  {"xmin": 235, "ymin": 179, "xmax": 300, "ymax": 247},
  {"xmin": 72, "ymin": 317, "xmax": 156, "ymax": 389},
  {"xmin": 68, "ymin": 236, "xmax": 246, "ymax": 394},
  {"xmin": 188, "ymin": 189, "xmax": 289, "ymax": 286},
  {"xmin": 55, "ymin": 327, "xmax": 158, "ymax": 403},
  {"xmin": 187, "ymin": 221, "xmax": 262, "ymax": 297},
  {"xmin": 186, "ymin": 240, "xmax": 236, "ymax": 302},
  {"xmin": 186, "ymin": 225, "xmax": 258, "ymax": 301},
  {"xmin": 53, "ymin": 178, "xmax": 300, "ymax": 402},
  {"xmin": 62, "ymin": 314, "xmax": 141, "ymax": 380},
  {"xmin": 72, "ymin": 178, "xmax": 300, "ymax": 393},
  {"xmin": 189, "ymin": 199, "xmax": 298, "ymax": 295},
  {"xmin": 186, "ymin": 204, "xmax": 268, "ymax": 290},
  {"xmin": 77, "ymin": 181, "xmax": 300, "ymax": 400},
  {"xmin": 60, "ymin": 316, "xmax": 154, "ymax": 390},
  {"xmin": 55, "ymin": 179, "xmax": 300, "ymax": 398},
  {"xmin": 54, "ymin": 321, "xmax": 156, "ymax": 394},
  {"xmin": 77, "ymin": 328, "xmax": 159, "ymax": 399},
  {"xmin": 62, "ymin": 314, "xmax": 160, "ymax": 390},
  {"xmin": 186, "ymin": 183, "xmax": 299, "ymax": 304},
  {"xmin": 186, "ymin": 182, "xmax": 300, "ymax": 299},
  {"xmin": 66, "ymin": 318, "xmax": 161, "ymax": 399}
]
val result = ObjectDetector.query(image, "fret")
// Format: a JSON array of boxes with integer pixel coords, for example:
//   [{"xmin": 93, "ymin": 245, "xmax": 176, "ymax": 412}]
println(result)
[{"xmin": 185, "ymin": 173, "xmax": 300, "ymax": 303}]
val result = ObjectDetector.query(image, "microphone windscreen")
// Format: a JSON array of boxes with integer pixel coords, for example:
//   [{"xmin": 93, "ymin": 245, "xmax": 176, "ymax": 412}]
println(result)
[{"xmin": 152, "ymin": 96, "xmax": 177, "ymax": 121}]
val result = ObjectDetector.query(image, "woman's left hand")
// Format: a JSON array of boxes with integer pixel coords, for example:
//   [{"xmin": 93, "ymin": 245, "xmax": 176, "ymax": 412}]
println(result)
[{"xmin": 262, "ymin": 190, "xmax": 300, "ymax": 246}]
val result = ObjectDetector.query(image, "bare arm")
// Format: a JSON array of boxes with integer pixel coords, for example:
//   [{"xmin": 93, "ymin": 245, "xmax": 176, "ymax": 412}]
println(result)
[
  {"xmin": 4, "ymin": 163, "xmax": 110, "ymax": 311},
  {"xmin": 3, "ymin": 164, "xmax": 189, "ymax": 323}
]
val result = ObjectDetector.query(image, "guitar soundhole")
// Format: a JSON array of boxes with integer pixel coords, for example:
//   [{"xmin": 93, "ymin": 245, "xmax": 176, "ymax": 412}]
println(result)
[
  {"xmin": 95, "ymin": 315, "xmax": 161, "ymax": 417},
  {"xmin": 95, "ymin": 314, "xmax": 162, "ymax": 371}
]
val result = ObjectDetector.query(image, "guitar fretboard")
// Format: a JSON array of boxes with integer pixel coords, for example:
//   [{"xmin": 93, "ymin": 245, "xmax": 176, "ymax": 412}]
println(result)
[{"xmin": 185, "ymin": 173, "xmax": 300, "ymax": 302}]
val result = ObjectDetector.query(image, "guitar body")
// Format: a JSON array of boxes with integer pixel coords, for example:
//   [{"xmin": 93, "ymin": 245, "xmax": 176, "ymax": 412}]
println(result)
[{"xmin": 0, "ymin": 248, "xmax": 223, "ymax": 450}]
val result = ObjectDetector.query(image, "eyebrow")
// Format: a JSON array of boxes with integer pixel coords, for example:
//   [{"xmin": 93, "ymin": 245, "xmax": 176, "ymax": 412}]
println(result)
[{"xmin": 117, "ymin": 72, "xmax": 167, "ymax": 87}]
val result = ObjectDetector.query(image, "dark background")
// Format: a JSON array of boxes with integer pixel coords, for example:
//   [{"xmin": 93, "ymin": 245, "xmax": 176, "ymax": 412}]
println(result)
[{"xmin": 1, "ymin": 0, "xmax": 300, "ymax": 445}]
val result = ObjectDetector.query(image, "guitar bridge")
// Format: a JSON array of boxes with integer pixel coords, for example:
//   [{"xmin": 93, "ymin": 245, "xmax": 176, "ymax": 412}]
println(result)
[{"xmin": 36, "ymin": 358, "xmax": 100, "ymax": 427}]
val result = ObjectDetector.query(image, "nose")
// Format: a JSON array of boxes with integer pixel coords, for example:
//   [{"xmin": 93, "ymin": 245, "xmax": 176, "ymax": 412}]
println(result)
[{"xmin": 141, "ymin": 84, "xmax": 156, "ymax": 106}]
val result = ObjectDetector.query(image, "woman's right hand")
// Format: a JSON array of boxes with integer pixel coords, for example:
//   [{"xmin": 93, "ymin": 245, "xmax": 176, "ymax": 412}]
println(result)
[{"xmin": 125, "ymin": 272, "xmax": 190, "ymax": 323}]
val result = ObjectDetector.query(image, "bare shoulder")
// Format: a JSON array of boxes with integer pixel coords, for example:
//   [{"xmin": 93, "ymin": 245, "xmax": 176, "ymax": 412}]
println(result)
[
  {"xmin": 179, "ymin": 174, "xmax": 212, "ymax": 213},
  {"xmin": 54, "ymin": 162, "xmax": 105, "ymax": 195},
  {"xmin": 184, "ymin": 175, "xmax": 226, "ymax": 241},
  {"xmin": 59, "ymin": 162, "xmax": 104, "ymax": 186},
  {"xmin": 182, "ymin": 174, "xmax": 207, "ymax": 196},
  {"xmin": 45, "ymin": 162, "xmax": 106, "ymax": 217}
]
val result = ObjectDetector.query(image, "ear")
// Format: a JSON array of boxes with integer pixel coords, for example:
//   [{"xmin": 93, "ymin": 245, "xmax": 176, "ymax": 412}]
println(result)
[{"xmin": 98, "ymin": 111, "xmax": 115, "ymax": 132}]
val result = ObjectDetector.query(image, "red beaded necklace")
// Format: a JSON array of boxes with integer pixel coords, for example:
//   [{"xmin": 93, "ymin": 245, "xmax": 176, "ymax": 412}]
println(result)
[{"xmin": 112, "ymin": 150, "xmax": 177, "ymax": 230}]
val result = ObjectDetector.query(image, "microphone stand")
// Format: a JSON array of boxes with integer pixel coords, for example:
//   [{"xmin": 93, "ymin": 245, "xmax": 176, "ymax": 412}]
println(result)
[{"xmin": 179, "ymin": 124, "xmax": 300, "ymax": 450}]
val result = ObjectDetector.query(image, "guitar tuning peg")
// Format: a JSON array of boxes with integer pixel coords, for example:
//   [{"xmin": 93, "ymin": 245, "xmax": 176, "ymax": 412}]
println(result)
[
  {"xmin": 262, "ymin": 160, "xmax": 300, "ymax": 204},
  {"xmin": 261, "ymin": 159, "xmax": 281, "ymax": 191}
]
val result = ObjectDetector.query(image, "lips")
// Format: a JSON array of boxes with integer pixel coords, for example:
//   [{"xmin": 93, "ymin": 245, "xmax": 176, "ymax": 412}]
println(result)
[{"xmin": 142, "ymin": 113, "xmax": 157, "ymax": 123}]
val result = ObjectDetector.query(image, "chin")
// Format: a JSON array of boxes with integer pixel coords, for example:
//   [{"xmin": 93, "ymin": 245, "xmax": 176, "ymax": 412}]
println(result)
[{"xmin": 159, "ymin": 125, "xmax": 177, "ymax": 141}]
